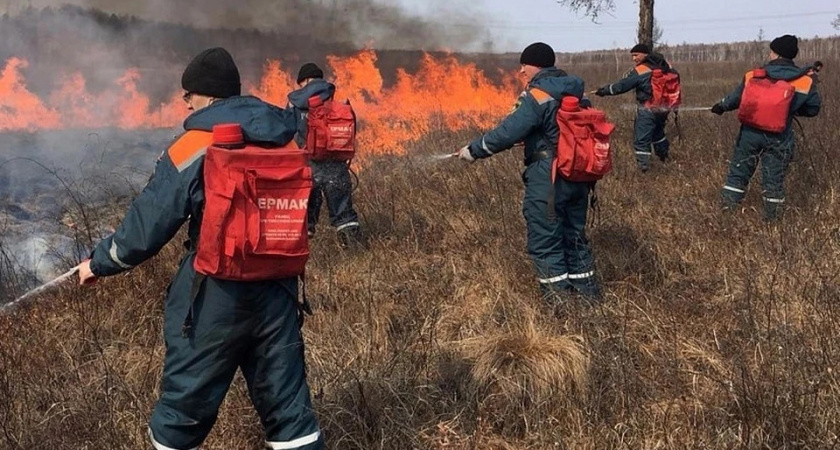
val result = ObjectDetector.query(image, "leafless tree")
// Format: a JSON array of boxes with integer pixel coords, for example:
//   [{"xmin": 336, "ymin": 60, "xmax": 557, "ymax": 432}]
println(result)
[
  {"xmin": 651, "ymin": 18, "xmax": 663, "ymax": 47},
  {"xmin": 637, "ymin": 0, "xmax": 654, "ymax": 49},
  {"xmin": 555, "ymin": 0, "xmax": 615, "ymax": 20}
]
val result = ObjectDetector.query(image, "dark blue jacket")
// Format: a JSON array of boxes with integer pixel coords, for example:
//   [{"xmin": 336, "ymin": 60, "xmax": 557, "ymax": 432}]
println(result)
[
  {"xmin": 287, "ymin": 79, "xmax": 336, "ymax": 148},
  {"xmin": 601, "ymin": 53, "xmax": 677, "ymax": 105},
  {"xmin": 718, "ymin": 58, "xmax": 821, "ymax": 135},
  {"xmin": 467, "ymin": 67, "xmax": 588, "ymax": 163},
  {"xmin": 90, "ymin": 96, "xmax": 297, "ymax": 277}
]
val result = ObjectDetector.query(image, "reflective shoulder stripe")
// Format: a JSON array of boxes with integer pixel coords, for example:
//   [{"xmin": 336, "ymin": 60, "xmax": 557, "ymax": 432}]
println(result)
[
  {"xmin": 789, "ymin": 75, "xmax": 813, "ymax": 94},
  {"xmin": 168, "ymin": 130, "xmax": 214, "ymax": 173},
  {"xmin": 528, "ymin": 88, "xmax": 554, "ymax": 105},
  {"xmin": 744, "ymin": 70, "xmax": 756, "ymax": 83},
  {"xmin": 635, "ymin": 64, "xmax": 652, "ymax": 75},
  {"xmin": 266, "ymin": 430, "xmax": 321, "ymax": 449}
]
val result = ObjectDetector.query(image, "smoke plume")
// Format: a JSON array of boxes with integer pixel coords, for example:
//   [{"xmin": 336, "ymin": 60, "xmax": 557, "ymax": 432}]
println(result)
[{"xmin": 10, "ymin": 0, "xmax": 486, "ymax": 51}]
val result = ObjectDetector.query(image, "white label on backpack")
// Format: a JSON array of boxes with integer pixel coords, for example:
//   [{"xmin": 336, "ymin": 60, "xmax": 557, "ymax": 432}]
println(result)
[{"xmin": 257, "ymin": 198, "xmax": 309, "ymax": 210}]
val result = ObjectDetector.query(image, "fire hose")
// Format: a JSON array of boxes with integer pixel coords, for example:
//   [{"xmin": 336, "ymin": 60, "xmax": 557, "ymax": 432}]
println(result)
[{"xmin": 0, "ymin": 266, "xmax": 80, "ymax": 313}]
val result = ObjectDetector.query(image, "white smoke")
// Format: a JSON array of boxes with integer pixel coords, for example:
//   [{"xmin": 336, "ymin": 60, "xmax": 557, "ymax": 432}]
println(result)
[{"xmin": 9, "ymin": 0, "xmax": 488, "ymax": 51}]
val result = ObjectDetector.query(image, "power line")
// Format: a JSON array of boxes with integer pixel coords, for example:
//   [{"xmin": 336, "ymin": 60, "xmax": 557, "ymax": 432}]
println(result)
[
  {"xmin": 444, "ymin": 19, "xmax": 833, "ymax": 35},
  {"xmin": 444, "ymin": 10, "xmax": 837, "ymax": 28}
]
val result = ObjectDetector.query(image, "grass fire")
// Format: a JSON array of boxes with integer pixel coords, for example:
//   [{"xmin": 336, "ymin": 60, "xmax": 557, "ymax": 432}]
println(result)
[{"xmin": 0, "ymin": 4, "xmax": 839, "ymax": 450}]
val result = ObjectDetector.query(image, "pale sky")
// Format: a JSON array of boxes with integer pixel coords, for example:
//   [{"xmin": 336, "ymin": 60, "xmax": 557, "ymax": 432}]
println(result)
[{"xmin": 392, "ymin": 0, "xmax": 839, "ymax": 52}]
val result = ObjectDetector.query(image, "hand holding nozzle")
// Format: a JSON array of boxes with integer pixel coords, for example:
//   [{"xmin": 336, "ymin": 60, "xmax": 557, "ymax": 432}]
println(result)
[
  {"xmin": 455, "ymin": 145, "xmax": 475, "ymax": 162},
  {"xmin": 77, "ymin": 259, "xmax": 97, "ymax": 285},
  {"xmin": 591, "ymin": 86, "xmax": 609, "ymax": 97}
]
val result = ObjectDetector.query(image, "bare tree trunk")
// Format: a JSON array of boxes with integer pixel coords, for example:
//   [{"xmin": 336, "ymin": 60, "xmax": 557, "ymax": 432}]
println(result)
[{"xmin": 638, "ymin": 0, "xmax": 654, "ymax": 49}]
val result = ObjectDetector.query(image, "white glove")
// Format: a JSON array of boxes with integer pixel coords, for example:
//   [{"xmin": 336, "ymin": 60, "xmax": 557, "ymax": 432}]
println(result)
[{"xmin": 457, "ymin": 145, "xmax": 475, "ymax": 162}]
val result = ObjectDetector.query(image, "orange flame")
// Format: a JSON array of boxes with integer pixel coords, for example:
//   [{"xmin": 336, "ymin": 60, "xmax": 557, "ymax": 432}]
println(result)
[
  {"xmin": 250, "ymin": 60, "xmax": 296, "ymax": 108},
  {"xmin": 2, "ymin": 51, "xmax": 521, "ymax": 155},
  {"xmin": 0, "ymin": 58, "xmax": 61, "ymax": 130}
]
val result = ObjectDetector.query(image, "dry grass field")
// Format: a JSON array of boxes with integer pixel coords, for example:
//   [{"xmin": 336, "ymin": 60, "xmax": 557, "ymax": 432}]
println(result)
[{"xmin": 0, "ymin": 57, "xmax": 838, "ymax": 449}]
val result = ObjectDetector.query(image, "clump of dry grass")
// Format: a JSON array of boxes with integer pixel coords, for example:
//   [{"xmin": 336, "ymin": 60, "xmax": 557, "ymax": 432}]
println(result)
[
  {"xmin": 458, "ymin": 312, "xmax": 589, "ymax": 436},
  {"xmin": 464, "ymin": 319, "xmax": 589, "ymax": 403}
]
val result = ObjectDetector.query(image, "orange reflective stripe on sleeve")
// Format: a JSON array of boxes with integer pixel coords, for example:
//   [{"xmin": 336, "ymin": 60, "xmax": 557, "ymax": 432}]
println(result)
[
  {"xmin": 789, "ymin": 75, "xmax": 814, "ymax": 94},
  {"xmin": 168, "ymin": 130, "xmax": 214, "ymax": 172},
  {"xmin": 744, "ymin": 70, "xmax": 755, "ymax": 83},
  {"xmin": 529, "ymin": 87, "xmax": 554, "ymax": 105}
]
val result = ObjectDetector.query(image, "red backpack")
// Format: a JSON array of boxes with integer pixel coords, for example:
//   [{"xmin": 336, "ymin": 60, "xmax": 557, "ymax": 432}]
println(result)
[
  {"xmin": 306, "ymin": 95, "xmax": 357, "ymax": 161},
  {"xmin": 737, "ymin": 68, "xmax": 794, "ymax": 133},
  {"xmin": 194, "ymin": 123, "xmax": 313, "ymax": 281},
  {"xmin": 648, "ymin": 68, "xmax": 682, "ymax": 110},
  {"xmin": 553, "ymin": 96, "xmax": 616, "ymax": 183}
]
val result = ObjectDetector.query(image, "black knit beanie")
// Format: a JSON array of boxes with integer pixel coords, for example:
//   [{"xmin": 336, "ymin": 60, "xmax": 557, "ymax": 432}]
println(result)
[
  {"xmin": 519, "ymin": 42, "xmax": 555, "ymax": 68},
  {"xmin": 296, "ymin": 63, "xmax": 324, "ymax": 84},
  {"xmin": 770, "ymin": 35, "xmax": 798, "ymax": 59},
  {"xmin": 630, "ymin": 43, "xmax": 650, "ymax": 54},
  {"xmin": 181, "ymin": 47, "xmax": 241, "ymax": 99}
]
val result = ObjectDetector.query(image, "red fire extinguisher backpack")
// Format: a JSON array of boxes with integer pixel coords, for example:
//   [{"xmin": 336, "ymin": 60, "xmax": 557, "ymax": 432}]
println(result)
[
  {"xmin": 737, "ymin": 68, "xmax": 795, "ymax": 133},
  {"xmin": 553, "ymin": 96, "xmax": 616, "ymax": 183},
  {"xmin": 306, "ymin": 95, "xmax": 357, "ymax": 161},
  {"xmin": 647, "ymin": 68, "xmax": 682, "ymax": 110},
  {"xmin": 194, "ymin": 123, "xmax": 313, "ymax": 281}
]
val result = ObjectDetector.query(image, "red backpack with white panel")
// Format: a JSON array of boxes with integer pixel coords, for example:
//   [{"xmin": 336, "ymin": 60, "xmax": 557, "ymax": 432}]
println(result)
[
  {"xmin": 194, "ymin": 123, "xmax": 312, "ymax": 281},
  {"xmin": 647, "ymin": 68, "xmax": 682, "ymax": 110},
  {"xmin": 553, "ymin": 96, "xmax": 616, "ymax": 183},
  {"xmin": 306, "ymin": 95, "xmax": 357, "ymax": 161}
]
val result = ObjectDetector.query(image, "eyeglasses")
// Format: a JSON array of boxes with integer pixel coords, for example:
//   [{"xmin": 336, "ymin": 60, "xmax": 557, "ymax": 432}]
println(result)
[{"xmin": 182, "ymin": 92, "xmax": 193, "ymax": 103}]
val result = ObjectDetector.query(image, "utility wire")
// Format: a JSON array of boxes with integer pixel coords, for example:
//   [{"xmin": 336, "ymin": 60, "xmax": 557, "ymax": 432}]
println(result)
[{"xmin": 460, "ymin": 10, "xmax": 837, "ymax": 27}]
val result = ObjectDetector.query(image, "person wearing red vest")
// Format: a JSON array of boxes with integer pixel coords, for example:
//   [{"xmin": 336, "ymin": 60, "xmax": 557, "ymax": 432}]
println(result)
[
  {"xmin": 77, "ymin": 48, "xmax": 324, "ymax": 450},
  {"xmin": 287, "ymin": 63, "xmax": 362, "ymax": 248},
  {"xmin": 711, "ymin": 35, "xmax": 821, "ymax": 220},
  {"xmin": 593, "ymin": 45, "xmax": 678, "ymax": 172},
  {"xmin": 455, "ymin": 42, "xmax": 601, "ymax": 302}
]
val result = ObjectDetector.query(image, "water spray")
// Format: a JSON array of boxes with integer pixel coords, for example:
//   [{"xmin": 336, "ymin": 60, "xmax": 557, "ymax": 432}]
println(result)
[
  {"xmin": 427, "ymin": 142, "xmax": 524, "ymax": 162},
  {"xmin": 619, "ymin": 104, "xmax": 711, "ymax": 112},
  {"xmin": 676, "ymin": 106, "xmax": 713, "ymax": 112},
  {"xmin": 1, "ymin": 266, "xmax": 79, "ymax": 313}
]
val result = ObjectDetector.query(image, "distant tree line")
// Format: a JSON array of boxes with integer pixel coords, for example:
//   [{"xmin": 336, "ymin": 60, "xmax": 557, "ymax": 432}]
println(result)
[{"xmin": 556, "ymin": 37, "xmax": 838, "ymax": 66}]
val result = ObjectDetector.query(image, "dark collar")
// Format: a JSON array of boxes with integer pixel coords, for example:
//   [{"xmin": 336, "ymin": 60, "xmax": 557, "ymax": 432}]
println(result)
[
  {"xmin": 530, "ymin": 67, "xmax": 567, "ymax": 84},
  {"xmin": 767, "ymin": 58, "xmax": 796, "ymax": 67}
]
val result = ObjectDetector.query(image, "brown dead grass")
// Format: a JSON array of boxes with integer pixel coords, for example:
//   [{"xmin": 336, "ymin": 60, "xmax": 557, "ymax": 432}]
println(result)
[{"xmin": 1, "ymin": 59, "xmax": 839, "ymax": 449}]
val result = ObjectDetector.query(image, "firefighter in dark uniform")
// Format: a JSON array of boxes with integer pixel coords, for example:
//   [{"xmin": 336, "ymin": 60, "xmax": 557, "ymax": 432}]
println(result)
[
  {"xmin": 711, "ymin": 35, "xmax": 821, "ymax": 220},
  {"xmin": 593, "ymin": 44, "xmax": 677, "ymax": 172},
  {"xmin": 77, "ymin": 48, "xmax": 324, "ymax": 450},
  {"xmin": 456, "ymin": 42, "xmax": 601, "ymax": 301},
  {"xmin": 287, "ymin": 63, "xmax": 362, "ymax": 247}
]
